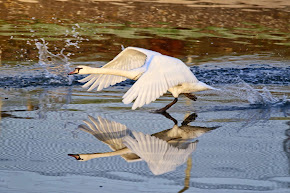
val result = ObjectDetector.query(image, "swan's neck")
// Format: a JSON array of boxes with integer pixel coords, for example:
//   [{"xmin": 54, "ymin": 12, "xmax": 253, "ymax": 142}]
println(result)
[
  {"xmin": 88, "ymin": 68, "xmax": 144, "ymax": 80},
  {"xmin": 79, "ymin": 148, "xmax": 131, "ymax": 161}
]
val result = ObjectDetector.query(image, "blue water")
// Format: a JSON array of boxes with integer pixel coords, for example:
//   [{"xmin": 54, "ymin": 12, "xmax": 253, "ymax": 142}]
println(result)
[{"xmin": 0, "ymin": 1, "xmax": 289, "ymax": 193}]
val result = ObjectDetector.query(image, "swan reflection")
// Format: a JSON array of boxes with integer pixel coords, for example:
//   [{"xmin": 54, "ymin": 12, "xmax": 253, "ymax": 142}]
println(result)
[{"xmin": 68, "ymin": 112, "xmax": 217, "ymax": 175}]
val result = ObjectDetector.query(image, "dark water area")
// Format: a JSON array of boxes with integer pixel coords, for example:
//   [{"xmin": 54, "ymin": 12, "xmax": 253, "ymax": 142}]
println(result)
[
  {"xmin": 0, "ymin": 0, "xmax": 289, "ymax": 193},
  {"xmin": 0, "ymin": 66, "xmax": 289, "ymax": 88},
  {"xmin": 0, "ymin": 0, "xmax": 289, "ymax": 63}
]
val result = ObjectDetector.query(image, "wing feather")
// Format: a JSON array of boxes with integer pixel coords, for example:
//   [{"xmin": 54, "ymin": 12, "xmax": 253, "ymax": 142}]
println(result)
[
  {"xmin": 87, "ymin": 75, "xmax": 102, "ymax": 91},
  {"xmin": 79, "ymin": 47, "xmax": 149, "ymax": 91},
  {"xmin": 124, "ymin": 131, "xmax": 163, "ymax": 160},
  {"xmin": 82, "ymin": 76, "xmax": 98, "ymax": 89},
  {"xmin": 78, "ymin": 124, "xmax": 94, "ymax": 134},
  {"xmin": 145, "ymin": 85, "xmax": 151, "ymax": 105},
  {"xmin": 96, "ymin": 74, "xmax": 109, "ymax": 91},
  {"xmin": 123, "ymin": 131, "xmax": 197, "ymax": 175},
  {"xmin": 80, "ymin": 116, "xmax": 131, "ymax": 151},
  {"xmin": 122, "ymin": 55, "xmax": 197, "ymax": 109},
  {"xmin": 78, "ymin": 75, "xmax": 95, "ymax": 83}
]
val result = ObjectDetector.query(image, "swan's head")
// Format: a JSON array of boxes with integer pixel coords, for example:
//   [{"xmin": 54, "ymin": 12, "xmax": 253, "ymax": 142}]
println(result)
[
  {"xmin": 68, "ymin": 66, "xmax": 91, "ymax": 75},
  {"xmin": 68, "ymin": 154, "xmax": 91, "ymax": 161}
]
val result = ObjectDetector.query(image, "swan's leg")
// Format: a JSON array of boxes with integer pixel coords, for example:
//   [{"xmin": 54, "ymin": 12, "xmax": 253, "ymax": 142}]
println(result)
[
  {"xmin": 183, "ymin": 93, "xmax": 197, "ymax": 101},
  {"xmin": 181, "ymin": 113, "xmax": 197, "ymax": 126},
  {"xmin": 178, "ymin": 156, "xmax": 192, "ymax": 193},
  {"xmin": 154, "ymin": 98, "xmax": 178, "ymax": 113},
  {"xmin": 159, "ymin": 111, "xmax": 178, "ymax": 125}
]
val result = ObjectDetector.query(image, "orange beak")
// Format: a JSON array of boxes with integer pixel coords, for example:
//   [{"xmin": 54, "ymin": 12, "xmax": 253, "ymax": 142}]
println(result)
[
  {"xmin": 68, "ymin": 69, "xmax": 78, "ymax": 75},
  {"xmin": 68, "ymin": 154, "xmax": 81, "ymax": 160}
]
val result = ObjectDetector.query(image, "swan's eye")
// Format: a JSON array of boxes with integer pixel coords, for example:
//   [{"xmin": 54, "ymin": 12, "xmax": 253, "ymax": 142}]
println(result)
[{"xmin": 76, "ymin": 67, "xmax": 83, "ymax": 73}]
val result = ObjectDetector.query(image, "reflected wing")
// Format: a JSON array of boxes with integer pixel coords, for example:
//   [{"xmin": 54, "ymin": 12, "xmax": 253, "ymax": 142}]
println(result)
[
  {"xmin": 78, "ymin": 116, "xmax": 131, "ymax": 151},
  {"xmin": 123, "ymin": 131, "xmax": 198, "ymax": 175},
  {"xmin": 122, "ymin": 55, "xmax": 198, "ymax": 109},
  {"xmin": 79, "ymin": 47, "xmax": 147, "ymax": 91}
]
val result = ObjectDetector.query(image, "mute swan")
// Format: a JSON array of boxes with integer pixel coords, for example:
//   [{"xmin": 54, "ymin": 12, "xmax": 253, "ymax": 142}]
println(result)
[
  {"xmin": 67, "ymin": 115, "xmax": 197, "ymax": 175},
  {"xmin": 69, "ymin": 47, "xmax": 216, "ymax": 112},
  {"xmin": 68, "ymin": 114, "xmax": 217, "ymax": 175},
  {"xmin": 68, "ymin": 113, "xmax": 217, "ymax": 163}
]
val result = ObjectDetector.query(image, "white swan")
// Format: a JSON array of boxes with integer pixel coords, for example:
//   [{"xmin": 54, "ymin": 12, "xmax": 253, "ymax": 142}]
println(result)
[
  {"xmin": 68, "ymin": 113, "xmax": 217, "ymax": 164},
  {"xmin": 69, "ymin": 47, "xmax": 216, "ymax": 112},
  {"xmin": 68, "ymin": 115, "xmax": 198, "ymax": 175}
]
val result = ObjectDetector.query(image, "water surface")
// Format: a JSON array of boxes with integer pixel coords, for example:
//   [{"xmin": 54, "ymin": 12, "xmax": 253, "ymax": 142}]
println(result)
[{"xmin": 0, "ymin": 0, "xmax": 289, "ymax": 193}]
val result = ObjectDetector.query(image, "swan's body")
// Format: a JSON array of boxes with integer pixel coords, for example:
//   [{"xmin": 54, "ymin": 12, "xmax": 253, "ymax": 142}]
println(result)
[
  {"xmin": 69, "ymin": 47, "xmax": 216, "ymax": 111},
  {"xmin": 68, "ymin": 115, "xmax": 200, "ymax": 175},
  {"xmin": 68, "ymin": 114, "xmax": 217, "ymax": 164}
]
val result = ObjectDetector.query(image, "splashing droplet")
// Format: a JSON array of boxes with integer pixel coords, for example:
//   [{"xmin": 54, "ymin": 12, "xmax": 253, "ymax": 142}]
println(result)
[{"xmin": 36, "ymin": 39, "xmax": 73, "ymax": 85}]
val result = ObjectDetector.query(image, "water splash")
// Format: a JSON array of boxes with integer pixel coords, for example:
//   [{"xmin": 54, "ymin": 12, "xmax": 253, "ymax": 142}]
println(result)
[
  {"xmin": 64, "ymin": 23, "xmax": 89, "ymax": 49},
  {"xmin": 36, "ymin": 39, "xmax": 73, "ymax": 85},
  {"xmin": 221, "ymin": 81, "xmax": 288, "ymax": 106},
  {"xmin": 0, "ymin": 25, "xmax": 84, "ymax": 88},
  {"xmin": 36, "ymin": 87, "xmax": 72, "ymax": 119},
  {"xmin": 35, "ymin": 24, "xmax": 87, "ymax": 85},
  {"xmin": 218, "ymin": 81, "xmax": 289, "ymax": 127}
]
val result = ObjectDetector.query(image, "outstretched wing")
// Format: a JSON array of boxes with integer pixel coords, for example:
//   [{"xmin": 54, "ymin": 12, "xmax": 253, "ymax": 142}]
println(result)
[
  {"xmin": 78, "ymin": 116, "xmax": 131, "ymax": 151},
  {"xmin": 79, "ymin": 47, "xmax": 148, "ymax": 91},
  {"xmin": 123, "ymin": 131, "xmax": 198, "ymax": 175},
  {"xmin": 122, "ymin": 55, "xmax": 198, "ymax": 109}
]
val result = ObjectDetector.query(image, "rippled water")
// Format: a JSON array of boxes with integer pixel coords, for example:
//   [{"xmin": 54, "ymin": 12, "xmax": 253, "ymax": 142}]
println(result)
[{"xmin": 0, "ymin": 0, "xmax": 289, "ymax": 193}]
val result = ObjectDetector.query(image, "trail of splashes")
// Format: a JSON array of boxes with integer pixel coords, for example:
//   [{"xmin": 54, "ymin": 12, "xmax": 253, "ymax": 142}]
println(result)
[
  {"xmin": 36, "ymin": 87, "xmax": 72, "ymax": 119},
  {"xmin": 217, "ymin": 80, "xmax": 289, "ymax": 128},
  {"xmin": 236, "ymin": 99, "xmax": 290, "ymax": 129},
  {"xmin": 220, "ymin": 79, "xmax": 288, "ymax": 106},
  {"xmin": 36, "ymin": 39, "xmax": 73, "ymax": 85}
]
